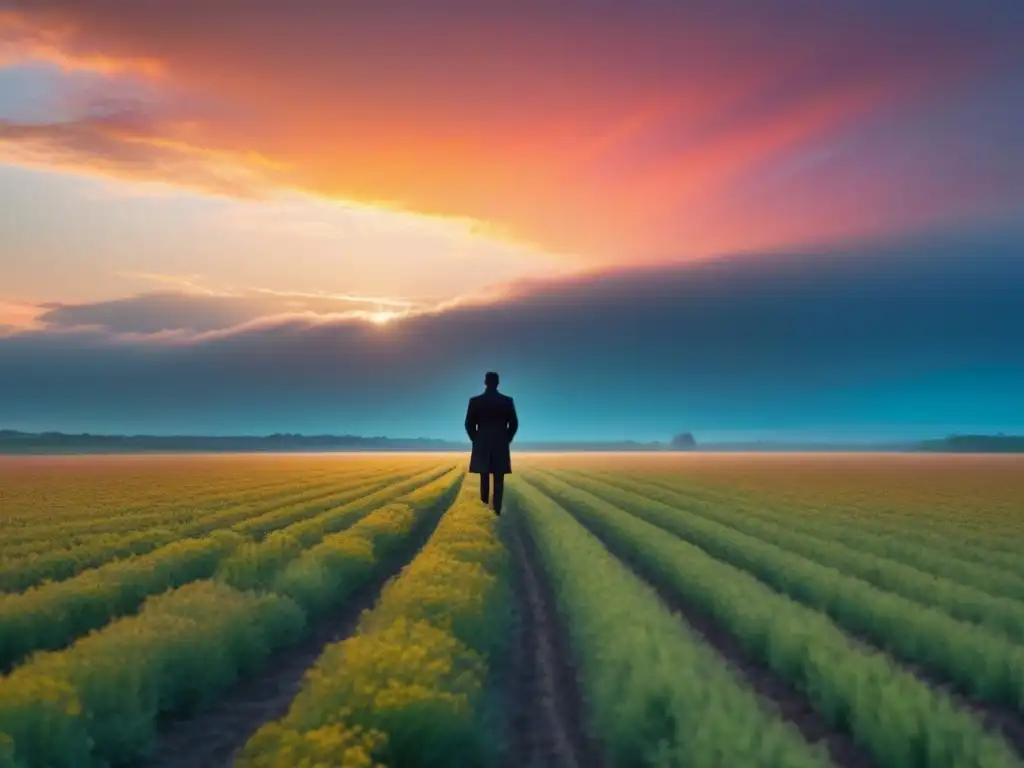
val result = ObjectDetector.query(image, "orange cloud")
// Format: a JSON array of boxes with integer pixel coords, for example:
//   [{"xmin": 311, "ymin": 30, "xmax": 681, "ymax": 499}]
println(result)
[
  {"xmin": 0, "ymin": 11, "xmax": 162, "ymax": 76},
  {"xmin": 0, "ymin": 300, "xmax": 45, "ymax": 333},
  {"xmin": 0, "ymin": 113, "xmax": 282, "ymax": 198},
  {"xmin": 1, "ymin": 2, "xmax": 1021, "ymax": 262}
]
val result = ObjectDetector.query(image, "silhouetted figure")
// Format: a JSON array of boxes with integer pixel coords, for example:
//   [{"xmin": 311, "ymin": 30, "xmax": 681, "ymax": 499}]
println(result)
[{"xmin": 465, "ymin": 371, "xmax": 518, "ymax": 514}]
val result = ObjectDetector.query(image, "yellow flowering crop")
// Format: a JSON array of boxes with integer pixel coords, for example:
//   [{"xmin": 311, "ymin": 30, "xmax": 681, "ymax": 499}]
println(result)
[
  {"xmin": 271, "ymin": 470, "xmax": 463, "ymax": 619},
  {"xmin": 237, "ymin": 721, "xmax": 388, "ymax": 768},
  {"xmin": 238, "ymin": 477, "xmax": 511, "ymax": 768},
  {"xmin": 0, "ymin": 464, "xmax": 460, "ymax": 768}
]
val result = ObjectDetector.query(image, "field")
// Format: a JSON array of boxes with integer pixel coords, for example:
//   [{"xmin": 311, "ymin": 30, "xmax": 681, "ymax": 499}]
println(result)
[{"xmin": 1, "ymin": 452, "xmax": 1023, "ymax": 768}]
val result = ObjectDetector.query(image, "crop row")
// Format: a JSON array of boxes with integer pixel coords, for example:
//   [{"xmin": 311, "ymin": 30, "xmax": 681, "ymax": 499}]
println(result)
[
  {"xmin": 740, "ymin": 518, "xmax": 1024, "ymax": 605},
  {"xmin": 0, "ymin": 467, "xmax": 346, "ymax": 543},
  {"xmin": 0, "ymin": 464, "xmax": 419, "ymax": 593},
  {"xmin": 0, "ymin": 465, "xmax": 456, "ymax": 671},
  {"xmin": 236, "ymin": 478, "xmax": 510, "ymax": 768},
  {"xmin": 568, "ymin": 470, "xmax": 1024, "ymax": 642},
  {"xmin": 0, "ymin": 470, "xmax": 366, "ymax": 565},
  {"xmin": 0, "ymin": 474, "xmax": 343, "ymax": 558},
  {"xmin": 731, "ymin": 514, "xmax": 1024, "ymax": 605},
  {"xmin": 2, "ymin": 456, "xmax": 432, "ymax": 548},
  {"xmin": 0, "ymin": 472, "xmax": 463, "ymax": 768},
  {"xmin": 0, "ymin": 470, "xmax": 390, "ymax": 595},
  {"xmin": 615, "ymin": 469, "xmax": 1018, "ymax": 543},
  {"xmin": 632, "ymin": 473, "xmax": 1024, "ymax": 569},
  {"xmin": 557, "ymin": 469, "xmax": 1024, "ymax": 715},
  {"xmin": 524, "ymin": 470, "xmax": 1023, "ymax": 768},
  {"xmin": 216, "ymin": 466, "xmax": 461, "ymax": 592},
  {"xmin": 510, "ymin": 478, "xmax": 831, "ymax": 767},
  {"xmin": 229, "ymin": 465, "xmax": 428, "ymax": 538}
]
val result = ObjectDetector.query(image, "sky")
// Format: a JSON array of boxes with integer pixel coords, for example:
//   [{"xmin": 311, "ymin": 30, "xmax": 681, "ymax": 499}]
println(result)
[{"xmin": 1, "ymin": 1, "xmax": 1022, "ymax": 442}]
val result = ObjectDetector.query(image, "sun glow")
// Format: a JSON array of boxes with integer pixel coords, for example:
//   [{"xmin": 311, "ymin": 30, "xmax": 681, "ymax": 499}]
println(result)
[{"xmin": 367, "ymin": 310, "xmax": 399, "ymax": 326}]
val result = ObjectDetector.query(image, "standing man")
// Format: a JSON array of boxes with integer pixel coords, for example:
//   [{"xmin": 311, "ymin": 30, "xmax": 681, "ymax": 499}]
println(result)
[{"xmin": 465, "ymin": 371, "xmax": 519, "ymax": 515}]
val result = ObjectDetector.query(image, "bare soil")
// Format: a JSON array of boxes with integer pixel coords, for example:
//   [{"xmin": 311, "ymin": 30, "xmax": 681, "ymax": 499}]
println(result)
[{"xmin": 503, "ymin": 509, "xmax": 604, "ymax": 768}]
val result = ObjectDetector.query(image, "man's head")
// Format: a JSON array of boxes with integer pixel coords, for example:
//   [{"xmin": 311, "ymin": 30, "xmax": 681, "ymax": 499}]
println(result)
[{"xmin": 484, "ymin": 371, "xmax": 499, "ymax": 390}]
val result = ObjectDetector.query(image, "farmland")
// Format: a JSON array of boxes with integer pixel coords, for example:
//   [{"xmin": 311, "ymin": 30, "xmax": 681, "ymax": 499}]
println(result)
[{"xmin": 1, "ymin": 453, "xmax": 1023, "ymax": 767}]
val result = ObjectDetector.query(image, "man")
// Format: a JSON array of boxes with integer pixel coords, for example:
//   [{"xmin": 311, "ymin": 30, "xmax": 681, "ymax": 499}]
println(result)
[{"xmin": 465, "ymin": 371, "xmax": 519, "ymax": 515}]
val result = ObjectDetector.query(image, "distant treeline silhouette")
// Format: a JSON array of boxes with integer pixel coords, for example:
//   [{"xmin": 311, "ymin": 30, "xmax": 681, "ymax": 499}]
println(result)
[
  {"xmin": 917, "ymin": 434, "xmax": 1024, "ymax": 453},
  {"xmin": 0, "ymin": 430, "xmax": 679, "ymax": 454},
  {"xmin": 2, "ymin": 430, "xmax": 1020, "ymax": 455},
  {"xmin": 0, "ymin": 430, "xmax": 456, "ymax": 454}
]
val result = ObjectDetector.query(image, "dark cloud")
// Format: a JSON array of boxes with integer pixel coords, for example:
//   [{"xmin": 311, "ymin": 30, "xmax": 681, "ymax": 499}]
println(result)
[{"xmin": 2, "ymin": 235, "xmax": 1022, "ymax": 439}]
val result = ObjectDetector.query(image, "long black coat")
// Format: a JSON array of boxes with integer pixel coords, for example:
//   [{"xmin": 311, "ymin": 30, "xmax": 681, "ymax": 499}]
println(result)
[{"xmin": 465, "ymin": 390, "xmax": 519, "ymax": 474}]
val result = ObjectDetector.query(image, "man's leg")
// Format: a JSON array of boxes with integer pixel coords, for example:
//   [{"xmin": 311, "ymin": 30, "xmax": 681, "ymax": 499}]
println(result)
[
  {"xmin": 493, "ymin": 473, "xmax": 505, "ymax": 515},
  {"xmin": 480, "ymin": 472, "xmax": 490, "ymax": 505}
]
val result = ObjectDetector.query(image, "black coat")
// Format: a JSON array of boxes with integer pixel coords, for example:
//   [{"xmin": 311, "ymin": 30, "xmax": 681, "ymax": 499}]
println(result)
[{"xmin": 465, "ymin": 390, "xmax": 519, "ymax": 474}]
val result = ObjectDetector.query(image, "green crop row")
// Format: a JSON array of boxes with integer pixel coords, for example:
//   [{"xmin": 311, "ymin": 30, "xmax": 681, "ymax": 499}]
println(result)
[
  {"xmin": 0, "ymin": 473, "xmax": 342, "ymax": 559},
  {"xmin": 556, "ymin": 470, "xmax": 1024, "ymax": 715},
  {"xmin": 270, "ymin": 469, "xmax": 463, "ymax": 622},
  {"xmin": 799, "ymin": 527, "xmax": 1024, "ymax": 603},
  {"xmin": 0, "ymin": 475, "xmax": 463, "ymax": 768},
  {"xmin": 624, "ymin": 473, "xmax": 1024, "ymax": 604},
  {"xmin": 633, "ymin": 473, "xmax": 1024, "ymax": 576},
  {"xmin": 0, "ymin": 471, "xmax": 288, "ymax": 529},
  {"xmin": 229, "ymin": 466, "xmax": 416, "ymax": 538},
  {"xmin": 524, "ymin": 471, "xmax": 1023, "ymax": 768},
  {"xmin": 0, "ymin": 468, "xmax": 396, "ymax": 593},
  {"xmin": 236, "ymin": 479, "xmax": 510, "ymax": 768},
  {"xmin": 570, "ymin": 470, "xmax": 1024, "ymax": 642},
  {"xmin": 216, "ymin": 466, "xmax": 461, "ymax": 592},
  {"xmin": 0, "ymin": 532, "xmax": 244, "ymax": 674},
  {"xmin": 621, "ymin": 469, "xmax": 1018, "ymax": 536},
  {"xmin": 0, "ymin": 470, "xmax": 347, "ymax": 550},
  {"xmin": 509, "ymin": 478, "xmax": 831, "ymax": 767},
  {"xmin": 0, "ymin": 466, "xmax": 452, "ymax": 671}
]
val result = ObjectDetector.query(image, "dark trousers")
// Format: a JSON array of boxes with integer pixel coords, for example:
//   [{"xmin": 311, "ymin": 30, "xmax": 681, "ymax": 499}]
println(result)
[{"xmin": 480, "ymin": 472, "xmax": 505, "ymax": 514}]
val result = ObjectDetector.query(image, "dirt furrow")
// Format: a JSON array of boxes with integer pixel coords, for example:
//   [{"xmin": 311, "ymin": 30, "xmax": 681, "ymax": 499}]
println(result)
[
  {"xmin": 567, "ymin": 510, "xmax": 878, "ymax": 768},
  {"xmin": 505, "ymin": 512, "xmax": 603, "ymax": 768},
  {"xmin": 139, "ymin": 509, "xmax": 447, "ymax": 768}
]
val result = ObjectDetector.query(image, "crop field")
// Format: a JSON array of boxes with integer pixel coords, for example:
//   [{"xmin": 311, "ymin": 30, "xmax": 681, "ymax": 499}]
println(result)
[{"xmin": 0, "ymin": 452, "xmax": 1022, "ymax": 768}]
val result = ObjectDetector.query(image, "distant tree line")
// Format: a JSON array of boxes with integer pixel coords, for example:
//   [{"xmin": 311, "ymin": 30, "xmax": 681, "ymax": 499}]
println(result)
[
  {"xmin": 917, "ymin": 434, "xmax": 1024, "ymax": 453},
  {"xmin": 670, "ymin": 432, "xmax": 697, "ymax": 450}
]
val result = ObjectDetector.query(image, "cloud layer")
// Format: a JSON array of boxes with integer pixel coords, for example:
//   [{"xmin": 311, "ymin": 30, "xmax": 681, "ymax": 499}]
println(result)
[
  {"xmin": 4, "ymin": 233, "xmax": 1022, "ymax": 440},
  {"xmin": 2, "ymin": 1, "xmax": 1023, "ymax": 260}
]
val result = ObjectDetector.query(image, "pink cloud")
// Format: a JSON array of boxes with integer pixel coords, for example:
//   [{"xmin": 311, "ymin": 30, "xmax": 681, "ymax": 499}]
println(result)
[{"xmin": 1, "ymin": 1, "xmax": 1021, "ymax": 261}]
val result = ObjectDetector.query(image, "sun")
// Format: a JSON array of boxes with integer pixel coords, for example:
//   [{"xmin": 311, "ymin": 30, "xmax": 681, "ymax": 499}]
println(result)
[{"xmin": 368, "ymin": 310, "xmax": 398, "ymax": 326}]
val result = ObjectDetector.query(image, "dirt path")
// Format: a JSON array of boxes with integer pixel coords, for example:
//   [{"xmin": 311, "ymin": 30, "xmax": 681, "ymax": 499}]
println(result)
[
  {"xmin": 139, "ymin": 510, "xmax": 446, "ymax": 768},
  {"xmin": 566, "ymin": 510, "xmax": 879, "ymax": 768},
  {"xmin": 504, "ymin": 510, "xmax": 604, "ymax": 768}
]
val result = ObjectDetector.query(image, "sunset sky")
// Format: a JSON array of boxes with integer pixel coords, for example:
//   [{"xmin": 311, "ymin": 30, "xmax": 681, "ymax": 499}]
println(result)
[{"xmin": 1, "ymin": 1, "xmax": 1022, "ymax": 441}]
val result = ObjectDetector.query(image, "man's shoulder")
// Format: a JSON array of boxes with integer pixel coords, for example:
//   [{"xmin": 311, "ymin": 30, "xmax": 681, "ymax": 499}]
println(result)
[{"xmin": 472, "ymin": 391, "xmax": 514, "ymax": 404}]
